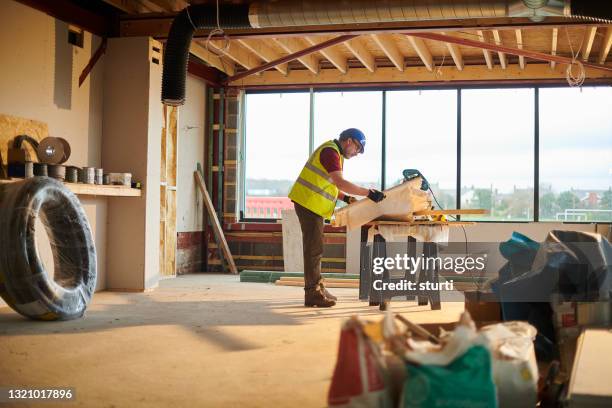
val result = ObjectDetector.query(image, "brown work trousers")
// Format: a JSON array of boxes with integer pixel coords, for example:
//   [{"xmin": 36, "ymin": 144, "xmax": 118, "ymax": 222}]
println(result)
[{"xmin": 294, "ymin": 202, "xmax": 325, "ymax": 290}]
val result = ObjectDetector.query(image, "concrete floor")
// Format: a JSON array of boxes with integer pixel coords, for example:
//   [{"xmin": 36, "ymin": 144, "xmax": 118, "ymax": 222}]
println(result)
[{"xmin": 0, "ymin": 274, "xmax": 464, "ymax": 407}]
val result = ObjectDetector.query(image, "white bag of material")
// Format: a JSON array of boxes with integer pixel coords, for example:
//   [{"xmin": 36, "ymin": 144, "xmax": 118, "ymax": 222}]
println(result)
[
  {"xmin": 332, "ymin": 178, "xmax": 431, "ymax": 230},
  {"xmin": 480, "ymin": 321, "xmax": 539, "ymax": 408}
]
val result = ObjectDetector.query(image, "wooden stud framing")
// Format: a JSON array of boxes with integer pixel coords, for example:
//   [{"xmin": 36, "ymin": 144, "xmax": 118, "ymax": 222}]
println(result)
[
  {"xmin": 304, "ymin": 36, "xmax": 348, "ymax": 73},
  {"xmin": 492, "ymin": 30, "xmax": 507, "ymax": 69},
  {"xmin": 477, "ymin": 30, "xmax": 493, "ymax": 70},
  {"xmin": 515, "ymin": 29, "xmax": 525, "ymax": 69},
  {"xmin": 273, "ymin": 37, "xmax": 319, "ymax": 74},
  {"xmin": 551, "ymin": 27, "xmax": 558, "ymax": 69},
  {"xmin": 598, "ymin": 27, "xmax": 612, "ymax": 64},
  {"xmin": 406, "ymin": 35, "xmax": 433, "ymax": 71},
  {"xmin": 190, "ymin": 43, "xmax": 235, "ymax": 75},
  {"xmin": 582, "ymin": 26, "xmax": 598, "ymax": 62},
  {"xmin": 236, "ymin": 38, "xmax": 288, "ymax": 75},
  {"xmin": 371, "ymin": 34, "xmax": 404, "ymax": 71},
  {"xmin": 344, "ymin": 37, "xmax": 376, "ymax": 72}
]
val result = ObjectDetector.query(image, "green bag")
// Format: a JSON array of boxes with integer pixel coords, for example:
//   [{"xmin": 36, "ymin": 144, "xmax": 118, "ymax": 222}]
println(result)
[{"xmin": 402, "ymin": 345, "xmax": 498, "ymax": 408}]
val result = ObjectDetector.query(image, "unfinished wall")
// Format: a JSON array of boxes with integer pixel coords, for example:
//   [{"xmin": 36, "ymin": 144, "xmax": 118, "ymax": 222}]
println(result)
[
  {"xmin": 176, "ymin": 74, "xmax": 206, "ymax": 274},
  {"xmin": 0, "ymin": 0, "xmax": 107, "ymax": 308}
]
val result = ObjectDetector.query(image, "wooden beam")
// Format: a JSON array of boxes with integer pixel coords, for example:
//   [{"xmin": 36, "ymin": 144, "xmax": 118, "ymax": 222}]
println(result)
[
  {"xmin": 344, "ymin": 37, "xmax": 376, "ymax": 72},
  {"xmin": 100, "ymin": 0, "xmax": 141, "ymax": 14},
  {"xmin": 189, "ymin": 43, "xmax": 235, "ymax": 76},
  {"xmin": 371, "ymin": 34, "xmax": 404, "ymax": 72},
  {"xmin": 408, "ymin": 32, "xmax": 612, "ymax": 72},
  {"xmin": 304, "ymin": 36, "xmax": 348, "ymax": 74},
  {"xmin": 16, "ymin": 0, "xmax": 109, "ymax": 36},
  {"xmin": 134, "ymin": 0, "xmax": 165, "ymax": 13},
  {"xmin": 236, "ymin": 39, "xmax": 288, "ymax": 75},
  {"xmin": 515, "ymin": 29, "xmax": 525, "ymax": 69},
  {"xmin": 225, "ymin": 35, "xmax": 357, "ymax": 83},
  {"xmin": 406, "ymin": 35, "xmax": 434, "ymax": 71},
  {"xmin": 187, "ymin": 60, "xmax": 224, "ymax": 87},
  {"xmin": 145, "ymin": 0, "xmax": 188, "ymax": 12},
  {"xmin": 477, "ymin": 30, "xmax": 493, "ymax": 70},
  {"xmin": 273, "ymin": 37, "xmax": 319, "ymax": 74},
  {"xmin": 551, "ymin": 27, "xmax": 558, "ymax": 69},
  {"xmin": 79, "ymin": 38, "xmax": 107, "ymax": 87},
  {"xmin": 210, "ymin": 40, "xmax": 262, "ymax": 70},
  {"xmin": 441, "ymin": 32, "xmax": 464, "ymax": 71},
  {"xmin": 229, "ymin": 64, "xmax": 612, "ymax": 88},
  {"xmin": 598, "ymin": 27, "xmax": 612, "ymax": 64},
  {"xmin": 492, "ymin": 30, "xmax": 507, "ymax": 69},
  {"xmin": 582, "ymin": 26, "xmax": 598, "ymax": 62}
]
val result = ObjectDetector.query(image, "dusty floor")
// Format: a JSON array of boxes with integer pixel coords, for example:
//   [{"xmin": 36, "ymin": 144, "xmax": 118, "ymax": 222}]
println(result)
[{"xmin": 0, "ymin": 274, "xmax": 464, "ymax": 407}]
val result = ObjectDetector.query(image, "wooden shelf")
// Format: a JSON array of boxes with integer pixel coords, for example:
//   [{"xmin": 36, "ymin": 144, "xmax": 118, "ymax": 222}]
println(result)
[{"xmin": 0, "ymin": 178, "xmax": 141, "ymax": 197}]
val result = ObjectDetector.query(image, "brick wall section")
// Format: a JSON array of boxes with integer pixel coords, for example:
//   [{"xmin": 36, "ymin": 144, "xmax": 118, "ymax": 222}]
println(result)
[
  {"xmin": 176, "ymin": 231, "xmax": 204, "ymax": 274},
  {"xmin": 223, "ymin": 89, "xmax": 239, "ymax": 224}
]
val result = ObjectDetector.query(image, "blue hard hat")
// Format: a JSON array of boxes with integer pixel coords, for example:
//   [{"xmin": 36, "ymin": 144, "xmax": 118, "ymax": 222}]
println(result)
[{"xmin": 340, "ymin": 128, "xmax": 365, "ymax": 153}]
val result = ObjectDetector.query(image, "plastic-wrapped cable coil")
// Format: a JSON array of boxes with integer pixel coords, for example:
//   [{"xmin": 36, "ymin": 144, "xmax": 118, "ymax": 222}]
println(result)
[{"xmin": 0, "ymin": 177, "xmax": 97, "ymax": 320}]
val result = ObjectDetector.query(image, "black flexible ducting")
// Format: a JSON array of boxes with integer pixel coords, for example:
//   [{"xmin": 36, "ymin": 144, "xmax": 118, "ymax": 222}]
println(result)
[
  {"xmin": 0, "ymin": 178, "xmax": 97, "ymax": 320},
  {"xmin": 162, "ymin": 4, "xmax": 251, "ymax": 106}
]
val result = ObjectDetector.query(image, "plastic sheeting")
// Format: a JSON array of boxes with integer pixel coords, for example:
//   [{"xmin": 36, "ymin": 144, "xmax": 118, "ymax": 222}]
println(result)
[
  {"xmin": 332, "ymin": 177, "xmax": 431, "ymax": 230},
  {"xmin": 0, "ymin": 177, "xmax": 97, "ymax": 320}
]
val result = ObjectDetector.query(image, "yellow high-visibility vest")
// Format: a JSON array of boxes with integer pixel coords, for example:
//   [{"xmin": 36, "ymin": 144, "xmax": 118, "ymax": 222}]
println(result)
[{"xmin": 288, "ymin": 140, "xmax": 344, "ymax": 219}]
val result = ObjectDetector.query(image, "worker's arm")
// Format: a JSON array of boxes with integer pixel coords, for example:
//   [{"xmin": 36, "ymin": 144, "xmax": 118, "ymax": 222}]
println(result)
[{"xmin": 329, "ymin": 171, "xmax": 370, "ymax": 197}]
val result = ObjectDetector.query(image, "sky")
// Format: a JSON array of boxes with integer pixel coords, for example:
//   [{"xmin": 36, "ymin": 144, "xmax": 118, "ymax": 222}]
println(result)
[{"xmin": 244, "ymin": 86, "xmax": 612, "ymax": 195}]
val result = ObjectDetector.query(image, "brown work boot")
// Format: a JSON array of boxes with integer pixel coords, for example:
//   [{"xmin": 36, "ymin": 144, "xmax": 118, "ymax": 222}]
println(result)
[
  {"xmin": 304, "ymin": 286, "xmax": 336, "ymax": 308},
  {"xmin": 319, "ymin": 280, "xmax": 337, "ymax": 301}
]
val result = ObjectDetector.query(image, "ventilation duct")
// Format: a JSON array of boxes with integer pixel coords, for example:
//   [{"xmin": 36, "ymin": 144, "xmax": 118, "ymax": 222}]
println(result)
[{"xmin": 162, "ymin": 0, "xmax": 612, "ymax": 105}]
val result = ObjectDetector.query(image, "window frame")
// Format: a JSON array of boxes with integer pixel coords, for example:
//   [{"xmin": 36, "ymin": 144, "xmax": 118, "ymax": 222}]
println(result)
[{"xmin": 239, "ymin": 84, "xmax": 612, "ymax": 224}]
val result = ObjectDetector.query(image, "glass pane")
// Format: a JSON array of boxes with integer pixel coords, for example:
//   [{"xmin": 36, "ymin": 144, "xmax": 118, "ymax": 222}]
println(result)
[
  {"xmin": 461, "ymin": 88, "xmax": 535, "ymax": 221},
  {"xmin": 385, "ymin": 90, "xmax": 457, "ymax": 209},
  {"xmin": 244, "ymin": 93, "xmax": 310, "ymax": 218},
  {"xmin": 539, "ymin": 87, "xmax": 612, "ymax": 222},
  {"xmin": 313, "ymin": 91, "xmax": 383, "ymax": 190}
]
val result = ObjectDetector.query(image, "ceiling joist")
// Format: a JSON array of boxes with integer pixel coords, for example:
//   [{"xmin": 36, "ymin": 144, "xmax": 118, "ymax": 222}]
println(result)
[
  {"xmin": 304, "ymin": 36, "xmax": 348, "ymax": 74},
  {"xmin": 582, "ymin": 26, "xmax": 598, "ymax": 62},
  {"xmin": 441, "ymin": 32, "xmax": 464, "ymax": 71},
  {"xmin": 551, "ymin": 27, "xmax": 558, "ymax": 69},
  {"xmin": 406, "ymin": 36, "xmax": 434, "ymax": 71},
  {"xmin": 515, "ymin": 29, "xmax": 525, "ymax": 69},
  {"xmin": 236, "ymin": 39, "xmax": 289, "ymax": 75},
  {"xmin": 492, "ymin": 30, "xmax": 508, "ymax": 69},
  {"xmin": 598, "ymin": 27, "xmax": 612, "ymax": 64},
  {"xmin": 189, "ymin": 43, "xmax": 235, "ymax": 76},
  {"xmin": 344, "ymin": 37, "xmax": 376, "ymax": 73},
  {"xmin": 273, "ymin": 38, "xmax": 319, "ymax": 74},
  {"xmin": 371, "ymin": 34, "xmax": 404, "ymax": 72},
  {"xmin": 477, "ymin": 30, "xmax": 494, "ymax": 70}
]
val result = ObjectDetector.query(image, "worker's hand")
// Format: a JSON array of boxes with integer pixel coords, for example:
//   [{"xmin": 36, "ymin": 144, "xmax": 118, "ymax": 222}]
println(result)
[
  {"xmin": 367, "ymin": 189, "xmax": 385, "ymax": 203},
  {"xmin": 342, "ymin": 195, "xmax": 357, "ymax": 204}
]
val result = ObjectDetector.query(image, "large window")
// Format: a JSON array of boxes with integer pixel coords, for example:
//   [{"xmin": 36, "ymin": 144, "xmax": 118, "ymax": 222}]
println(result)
[
  {"xmin": 462, "ymin": 88, "xmax": 535, "ymax": 221},
  {"xmin": 386, "ymin": 90, "xmax": 457, "ymax": 209},
  {"xmin": 243, "ymin": 92, "xmax": 310, "ymax": 218},
  {"xmin": 539, "ymin": 87, "xmax": 612, "ymax": 222},
  {"xmin": 241, "ymin": 86, "xmax": 611, "ymax": 222},
  {"xmin": 313, "ymin": 91, "xmax": 382, "ymax": 189}
]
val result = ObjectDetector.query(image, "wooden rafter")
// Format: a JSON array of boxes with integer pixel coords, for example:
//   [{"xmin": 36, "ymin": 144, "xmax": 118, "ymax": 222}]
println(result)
[
  {"xmin": 190, "ymin": 43, "xmax": 235, "ymax": 76},
  {"xmin": 492, "ymin": 30, "xmax": 507, "ymax": 69},
  {"xmin": 237, "ymin": 39, "xmax": 288, "ymax": 75},
  {"xmin": 551, "ymin": 27, "xmax": 558, "ymax": 69},
  {"xmin": 371, "ymin": 34, "xmax": 404, "ymax": 72},
  {"xmin": 441, "ymin": 32, "xmax": 463, "ymax": 71},
  {"xmin": 101, "ymin": 0, "xmax": 141, "ymax": 13},
  {"xmin": 515, "ymin": 29, "xmax": 525, "ymax": 69},
  {"xmin": 582, "ymin": 26, "xmax": 598, "ymax": 62},
  {"xmin": 273, "ymin": 37, "xmax": 319, "ymax": 74},
  {"xmin": 146, "ymin": 0, "xmax": 188, "ymax": 12},
  {"xmin": 408, "ymin": 32, "xmax": 612, "ymax": 72},
  {"xmin": 210, "ymin": 40, "xmax": 262, "ymax": 71},
  {"xmin": 304, "ymin": 36, "xmax": 348, "ymax": 74},
  {"xmin": 598, "ymin": 27, "xmax": 612, "ymax": 64},
  {"xmin": 134, "ymin": 0, "xmax": 165, "ymax": 13},
  {"xmin": 477, "ymin": 30, "xmax": 493, "ymax": 70},
  {"xmin": 344, "ymin": 37, "xmax": 376, "ymax": 73},
  {"xmin": 406, "ymin": 36, "xmax": 433, "ymax": 71}
]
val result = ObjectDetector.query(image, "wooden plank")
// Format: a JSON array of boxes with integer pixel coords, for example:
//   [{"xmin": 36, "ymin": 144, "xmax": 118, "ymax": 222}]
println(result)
[
  {"xmin": 477, "ymin": 30, "xmax": 493, "ymax": 70},
  {"xmin": 163, "ymin": 188, "xmax": 177, "ymax": 276},
  {"xmin": 210, "ymin": 40, "xmax": 263, "ymax": 71},
  {"xmin": 1, "ymin": 179, "xmax": 143, "ymax": 197},
  {"xmin": 551, "ymin": 28, "xmax": 558, "ymax": 69},
  {"xmin": 236, "ymin": 38, "xmax": 288, "ymax": 75},
  {"xmin": 598, "ymin": 27, "xmax": 612, "ymax": 64},
  {"xmin": 581, "ymin": 26, "xmax": 598, "ymax": 62},
  {"xmin": 371, "ymin": 34, "xmax": 404, "ymax": 71},
  {"xmin": 368, "ymin": 220, "xmax": 476, "ymax": 226},
  {"xmin": 272, "ymin": 37, "xmax": 319, "ymax": 74},
  {"xmin": 492, "ymin": 30, "xmax": 507, "ymax": 69},
  {"xmin": 515, "ymin": 29, "xmax": 525, "ymax": 69},
  {"xmin": 194, "ymin": 170, "xmax": 237, "ymax": 274},
  {"xmin": 412, "ymin": 209, "xmax": 488, "ymax": 216},
  {"xmin": 441, "ymin": 32, "xmax": 464, "ymax": 71},
  {"xmin": 406, "ymin": 36, "xmax": 433, "ymax": 71},
  {"xmin": 166, "ymin": 106, "xmax": 178, "ymax": 186},
  {"xmin": 189, "ymin": 43, "xmax": 235, "ymax": 76},
  {"xmin": 279, "ymin": 277, "xmax": 357, "ymax": 284},
  {"xmin": 0, "ymin": 114, "xmax": 49, "ymax": 168},
  {"xmin": 344, "ymin": 37, "xmax": 376, "ymax": 72},
  {"xmin": 304, "ymin": 36, "xmax": 348, "ymax": 73}
]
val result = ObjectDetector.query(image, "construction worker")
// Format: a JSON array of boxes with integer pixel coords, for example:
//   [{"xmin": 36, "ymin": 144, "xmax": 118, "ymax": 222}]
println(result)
[{"xmin": 288, "ymin": 128, "xmax": 386, "ymax": 307}]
